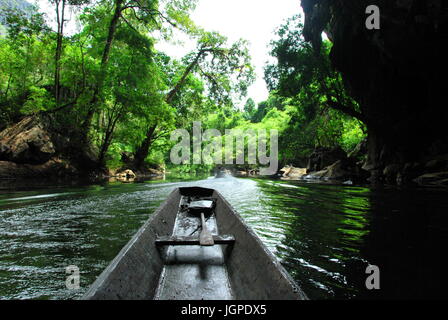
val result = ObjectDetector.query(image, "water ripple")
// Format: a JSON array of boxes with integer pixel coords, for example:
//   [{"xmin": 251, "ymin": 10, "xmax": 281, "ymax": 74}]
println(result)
[{"xmin": 1, "ymin": 176, "xmax": 448, "ymax": 299}]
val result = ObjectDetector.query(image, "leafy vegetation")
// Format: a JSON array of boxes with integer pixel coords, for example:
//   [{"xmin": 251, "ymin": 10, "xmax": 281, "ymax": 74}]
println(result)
[
  {"xmin": 0, "ymin": 3, "xmax": 365, "ymax": 174},
  {"xmin": 263, "ymin": 15, "xmax": 366, "ymax": 164}
]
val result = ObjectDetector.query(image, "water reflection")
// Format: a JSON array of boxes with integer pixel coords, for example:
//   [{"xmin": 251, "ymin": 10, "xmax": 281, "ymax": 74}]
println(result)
[{"xmin": 250, "ymin": 180, "xmax": 372, "ymax": 299}]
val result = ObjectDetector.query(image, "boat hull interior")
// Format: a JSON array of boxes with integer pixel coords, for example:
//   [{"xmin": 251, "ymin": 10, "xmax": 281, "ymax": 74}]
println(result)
[{"xmin": 82, "ymin": 187, "xmax": 307, "ymax": 300}]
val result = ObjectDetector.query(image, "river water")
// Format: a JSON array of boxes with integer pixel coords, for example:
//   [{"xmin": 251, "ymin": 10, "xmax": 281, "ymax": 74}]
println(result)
[{"xmin": 0, "ymin": 175, "xmax": 447, "ymax": 300}]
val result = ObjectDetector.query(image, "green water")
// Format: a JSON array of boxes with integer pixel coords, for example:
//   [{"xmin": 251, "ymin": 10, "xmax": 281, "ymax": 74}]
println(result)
[{"xmin": 0, "ymin": 175, "xmax": 447, "ymax": 299}]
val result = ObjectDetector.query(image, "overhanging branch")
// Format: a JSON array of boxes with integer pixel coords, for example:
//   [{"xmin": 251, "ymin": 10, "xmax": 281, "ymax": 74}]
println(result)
[{"xmin": 326, "ymin": 97, "xmax": 368, "ymax": 125}]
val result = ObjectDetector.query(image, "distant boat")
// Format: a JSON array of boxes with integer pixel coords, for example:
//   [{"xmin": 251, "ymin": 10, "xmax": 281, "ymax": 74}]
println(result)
[{"xmin": 82, "ymin": 187, "xmax": 307, "ymax": 300}]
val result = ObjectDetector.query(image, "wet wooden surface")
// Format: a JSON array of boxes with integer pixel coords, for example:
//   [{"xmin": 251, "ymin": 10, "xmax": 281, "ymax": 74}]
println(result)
[{"xmin": 155, "ymin": 196, "xmax": 233, "ymax": 300}]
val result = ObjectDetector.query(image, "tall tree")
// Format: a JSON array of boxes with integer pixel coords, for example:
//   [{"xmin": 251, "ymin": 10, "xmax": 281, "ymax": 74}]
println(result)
[
  {"xmin": 78, "ymin": 0, "xmax": 197, "ymax": 148},
  {"xmin": 132, "ymin": 30, "xmax": 255, "ymax": 169},
  {"xmin": 51, "ymin": 0, "xmax": 90, "ymax": 106},
  {"xmin": 264, "ymin": 15, "xmax": 365, "ymax": 124}
]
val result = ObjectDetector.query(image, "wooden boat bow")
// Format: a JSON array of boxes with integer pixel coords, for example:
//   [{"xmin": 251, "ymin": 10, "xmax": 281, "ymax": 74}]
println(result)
[{"xmin": 82, "ymin": 186, "xmax": 308, "ymax": 300}]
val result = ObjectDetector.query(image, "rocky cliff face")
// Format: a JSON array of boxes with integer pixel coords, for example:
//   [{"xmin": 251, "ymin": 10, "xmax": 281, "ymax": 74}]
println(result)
[
  {"xmin": 0, "ymin": 115, "xmax": 99, "ymax": 179},
  {"xmin": 301, "ymin": 0, "xmax": 448, "ymax": 185},
  {"xmin": 0, "ymin": 116, "xmax": 55, "ymax": 164},
  {"xmin": 0, "ymin": 116, "xmax": 74, "ymax": 178}
]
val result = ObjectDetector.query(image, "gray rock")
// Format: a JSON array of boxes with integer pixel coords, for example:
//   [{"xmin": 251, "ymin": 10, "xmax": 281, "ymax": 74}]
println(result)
[
  {"xmin": 308, "ymin": 160, "xmax": 349, "ymax": 180},
  {"xmin": 0, "ymin": 116, "xmax": 55, "ymax": 164},
  {"xmin": 348, "ymin": 138, "xmax": 367, "ymax": 161},
  {"xmin": 414, "ymin": 172, "xmax": 448, "ymax": 187},
  {"xmin": 280, "ymin": 166, "xmax": 307, "ymax": 179},
  {"xmin": 307, "ymin": 147, "xmax": 347, "ymax": 172}
]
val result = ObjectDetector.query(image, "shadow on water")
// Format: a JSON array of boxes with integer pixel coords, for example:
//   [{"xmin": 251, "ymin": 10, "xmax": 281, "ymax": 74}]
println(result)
[
  {"xmin": 0, "ymin": 174, "xmax": 448, "ymax": 299},
  {"xmin": 252, "ymin": 179, "xmax": 448, "ymax": 300},
  {"xmin": 247, "ymin": 180, "xmax": 372, "ymax": 299}
]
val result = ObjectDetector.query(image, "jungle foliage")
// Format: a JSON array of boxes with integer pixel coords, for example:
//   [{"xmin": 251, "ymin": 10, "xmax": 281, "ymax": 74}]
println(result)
[{"xmin": 0, "ymin": 3, "xmax": 364, "ymax": 173}]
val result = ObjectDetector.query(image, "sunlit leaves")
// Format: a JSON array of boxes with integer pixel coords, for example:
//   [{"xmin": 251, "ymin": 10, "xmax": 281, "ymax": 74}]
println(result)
[
  {"xmin": 180, "ymin": 31, "xmax": 255, "ymax": 107},
  {"xmin": 0, "ymin": 0, "xmax": 256, "ymax": 171},
  {"xmin": 20, "ymin": 86, "xmax": 54, "ymax": 114},
  {"xmin": 263, "ymin": 14, "xmax": 366, "ymax": 162}
]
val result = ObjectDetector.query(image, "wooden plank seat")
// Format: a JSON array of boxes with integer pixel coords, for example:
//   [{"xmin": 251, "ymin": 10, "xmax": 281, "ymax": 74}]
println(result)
[{"xmin": 155, "ymin": 235, "xmax": 235, "ymax": 246}]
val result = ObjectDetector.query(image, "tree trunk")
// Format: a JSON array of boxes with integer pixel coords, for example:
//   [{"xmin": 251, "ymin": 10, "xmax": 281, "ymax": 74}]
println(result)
[
  {"xmin": 132, "ymin": 50, "xmax": 205, "ymax": 168},
  {"xmin": 98, "ymin": 107, "xmax": 122, "ymax": 167},
  {"xmin": 54, "ymin": 0, "xmax": 66, "ymax": 106},
  {"xmin": 3, "ymin": 73, "xmax": 12, "ymax": 100},
  {"xmin": 79, "ymin": 0, "xmax": 124, "ymax": 146},
  {"xmin": 98, "ymin": 130, "xmax": 113, "ymax": 168},
  {"xmin": 166, "ymin": 49, "xmax": 204, "ymax": 103},
  {"xmin": 133, "ymin": 125, "xmax": 157, "ymax": 169}
]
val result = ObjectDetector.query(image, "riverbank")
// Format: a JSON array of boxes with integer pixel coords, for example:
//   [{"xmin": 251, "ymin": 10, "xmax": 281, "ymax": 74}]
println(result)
[
  {"xmin": 2, "ymin": 116, "xmax": 448, "ymax": 188},
  {"xmin": 0, "ymin": 115, "xmax": 167, "ymax": 180}
]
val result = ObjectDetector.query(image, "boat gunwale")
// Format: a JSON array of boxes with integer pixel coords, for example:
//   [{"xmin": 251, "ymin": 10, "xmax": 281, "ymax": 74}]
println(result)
[
  {"xmin": 81, "ymin": 188, "xmax": 181, "ymax": 300},
  {"xmin": 212, "ymin": 188, "xmax": 308, "ymax": 300},
  {"xmin": 81, "ymin": 186, "xmax": 308, "ymax": 300}
]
